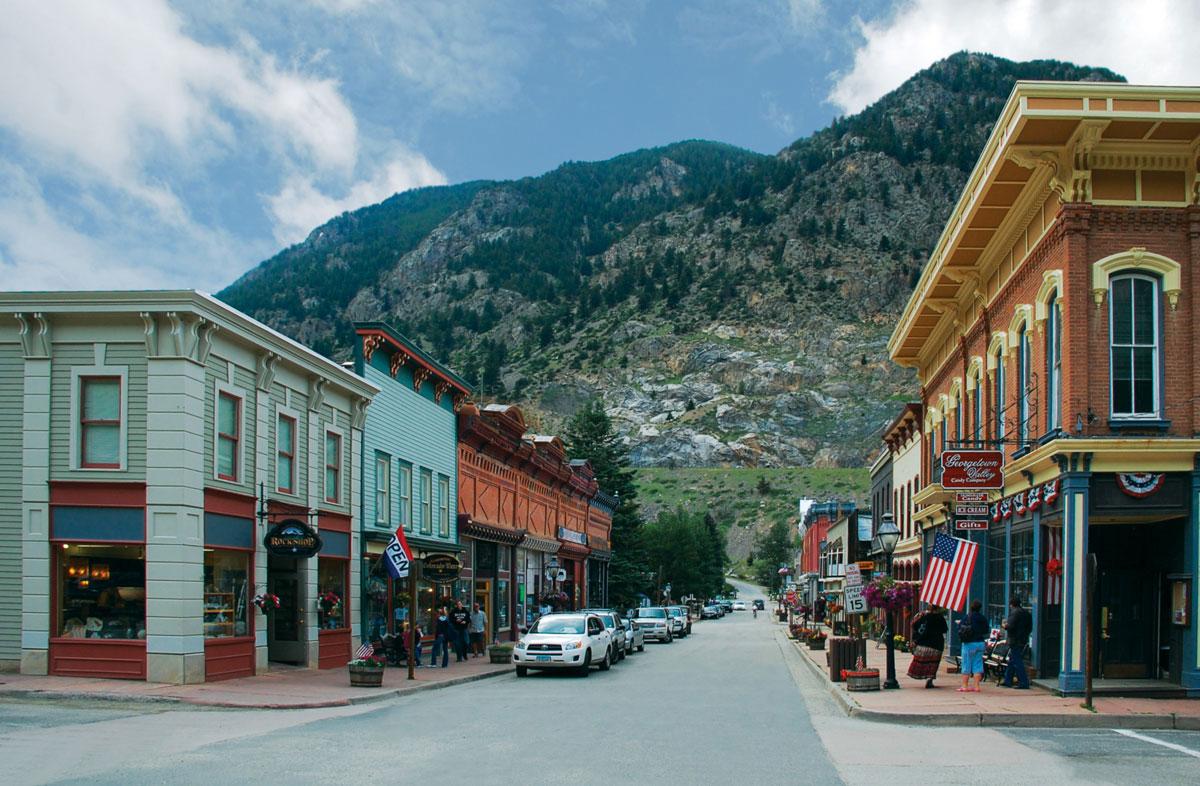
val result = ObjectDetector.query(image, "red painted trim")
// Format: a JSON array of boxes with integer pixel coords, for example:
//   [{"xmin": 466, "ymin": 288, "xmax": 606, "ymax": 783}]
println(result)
[
  {"xmin": 204, "ymin": 637, "xmax": 255, "ymax": 681},
  {"xmin": 318, "ymin": 510, "xmax": 352, "ymax": 533},
  {"xmin": 50, "ymin": 482, "xmax": 145, "ymax": 507},
  {"xmin": 204, "ymin": 488, "xmax": 256, "ymax": 518},
  {"xmin": 49, "ymin": 639, "xmax": 147, "ymax": 680},
  {"xmin": 318, "ymin": 628, "xmax": 352, "ymax": 669}
]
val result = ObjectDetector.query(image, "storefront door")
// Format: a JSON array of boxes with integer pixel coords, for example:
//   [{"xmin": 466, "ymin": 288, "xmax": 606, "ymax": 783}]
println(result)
[
  {"xmin": 475, "ymin": 580, "xmax": 492, "ymax": 643},
  {"xmin": 1097, "ymin": 567, "xmax": 1156, "ymax": 679},
  {"xmin": 267, "ymin": 556, "xmax": 305, "ymax": 664}
]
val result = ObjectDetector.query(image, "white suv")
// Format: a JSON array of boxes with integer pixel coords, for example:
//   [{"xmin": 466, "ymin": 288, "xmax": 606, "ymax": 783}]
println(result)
[
  {"xmin": 631, "ymin": 607, "xmax": 673, "ymax": 643},
  {"xmin": 513, "ymin": 613, "xmax": 616, "ymax": 677}
]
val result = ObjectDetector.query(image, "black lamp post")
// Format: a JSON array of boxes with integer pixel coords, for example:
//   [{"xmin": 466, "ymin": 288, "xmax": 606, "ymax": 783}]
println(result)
[{"xmin": 876, "ymin": 513, "xmax": 901, "ymax": 690}]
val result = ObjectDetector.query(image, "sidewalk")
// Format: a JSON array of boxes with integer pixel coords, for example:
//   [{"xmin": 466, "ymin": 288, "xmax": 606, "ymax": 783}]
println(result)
[
  {"xmin": 785, "ymin": 626, "xmax": 1200, "ymax": 730},
  {"xmin": 0, "ymin": 656, "xmax": 510, "ymax": 710}
]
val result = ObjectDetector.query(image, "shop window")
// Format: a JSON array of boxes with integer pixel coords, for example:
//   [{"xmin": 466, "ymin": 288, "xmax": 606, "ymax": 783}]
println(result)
[
  {"xmin": 497, "ymin": 579, "xmax": 510, "ymax": 631},
  {"xmin": 1009, "ymin": 529, "xmax": 1034, "ymax": 610},
  {"xmin": 1046, "ymin": 294, "xmax": 1062, "ymax": 432},
  {"xmin": 363, "ymin": 555, "xmax": 391, "ymax": 640},
  {"xmin": 216, "ymin": 392, "xmax": 240, "ymax": 481},
  {"xmin": 417, "ymin": 578, "xmax": 435, "ymax": 633},
  {"xmin": 1110, "ymin": 273, "xmax": 1160, "ymax": 418},
  {"xmin": 204, "ymin": 550, "xmax": 250, "ymax": 638},
  {"xmin": 420, "ymin": 469, "xmax": 432, "ymax": 535},
  {"xmin": 437, "ymin": 475, "xmax": 450, "ymax": 538},
  {"xmin": 375, "ymin": 453, "xmax": 391, "ymax": 526},
  {"xmin": 498, "ymin": 546, "xmax": 511, "ymax": 573},
  {"xmin": 276, "ymin": 414, "xmax": 296, "ymax": 493},
  {"xmin": 324, "ymin": 430, "xmax": 341, "ymax": 503},
  {"xmin": 398, "ymin": 462, "xmax": 412, "ymax": 530},
  {"xmin": 57, "ymin": 544, "xmax": 145, "ymax": 639},
  {"xmin": 318, "ymin": 558, "xmax": 348, "ymax": 630},
  {"xmin": 80, "ymin": 377, "xmax": 121, "ymax": 468},
  {"xmin": 986, "ymin": 531, "xmax": 1007, "ymax": 628}
]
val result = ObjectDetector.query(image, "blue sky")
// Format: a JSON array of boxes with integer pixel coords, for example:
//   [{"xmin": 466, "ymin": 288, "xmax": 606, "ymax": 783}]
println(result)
[{"xmin": 1, "ymin": 0, "xmax": 1195, "ymax": 292}]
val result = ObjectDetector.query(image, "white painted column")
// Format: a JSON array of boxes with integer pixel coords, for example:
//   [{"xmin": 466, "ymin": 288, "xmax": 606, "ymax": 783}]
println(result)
[
  {"xmin": 303, "ymin": 407, "xmax": 319, "ymax": 668},
  {"xmin": 20, "ymin": 357, "xmax": 51, "ymax": 675},
  {"xmin": 144, "ymin": 357, "xmax": 206, "ymax": 684},
  {"xmin": 349, "ymin": 422, "xmax": 362, "ymax": 645},
  {"xmin": 253, "ymin": 380, "xmax": 270, "ymax": 673}
]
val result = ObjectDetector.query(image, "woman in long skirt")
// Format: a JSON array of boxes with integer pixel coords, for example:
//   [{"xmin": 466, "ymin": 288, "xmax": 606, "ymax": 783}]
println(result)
[{"xmin": 907, "ymin": 606, "xmax": 948, "ymax": 688}]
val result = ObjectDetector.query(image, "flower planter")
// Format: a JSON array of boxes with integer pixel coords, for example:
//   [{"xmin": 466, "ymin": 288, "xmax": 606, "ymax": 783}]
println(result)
[
  {"xmin": 349, "ymin": 665, "xmax": 384, "ymax": 687},
  {"xmin": 488, "ymin": 644, "xmax": 515, "ymax": 664},
  {"xmin": 843, "ymin": 669, "xmax": 880, "ymax": 691},
  {"xmin": 807, "ymin": 638, "xmax": 826, "ymax": 651}
]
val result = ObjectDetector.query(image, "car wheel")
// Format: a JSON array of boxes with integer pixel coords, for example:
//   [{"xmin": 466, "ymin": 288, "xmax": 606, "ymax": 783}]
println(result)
[
  {"xmin": 515, "ymin": 666, "xmax": 528, "ymax": 678},
  {"xmin": 578, "ymin": 650, "xmax": 592, "ymax": 677},
  {"xmin": 599, "ymin": 648, "xmax": 611, "ymax": 671},
  {"xmin": 666, "ymin": 632, "xmax": 673, "ymax": 643},
  {"xmin": 638, "ymin": 643, "xmax": 645, "ymax": 652}
]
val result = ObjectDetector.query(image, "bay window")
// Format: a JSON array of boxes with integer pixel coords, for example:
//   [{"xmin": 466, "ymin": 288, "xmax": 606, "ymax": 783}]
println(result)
[{"xmin": 1110, "ymin": 273, "xmax": 1160, "ymax": 418}]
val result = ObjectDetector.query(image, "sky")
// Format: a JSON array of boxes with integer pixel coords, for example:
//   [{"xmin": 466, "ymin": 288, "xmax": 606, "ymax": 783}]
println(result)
[{"xmin": 2, "ymin": 0, "xmax": 1199, "ymax": 293}]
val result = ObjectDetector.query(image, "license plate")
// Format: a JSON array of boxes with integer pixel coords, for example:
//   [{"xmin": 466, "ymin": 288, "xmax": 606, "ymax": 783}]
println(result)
[{"xmin": 536, "ymin": 655, "xmax": 551, "ymax": 662}]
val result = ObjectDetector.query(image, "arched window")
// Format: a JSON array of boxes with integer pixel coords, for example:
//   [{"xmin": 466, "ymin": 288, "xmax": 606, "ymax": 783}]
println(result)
[
  {"xmin": 955, "ymin": 390, "xmax": 963, "ymax": 445},
  {"xmin": 1046, "ymin": 294, "xmax": 1061, "ymax": 432},
  {"xmin": 1017, "ymin": 326, "xmax": 1030, "ymax": 444},
  {"xmin": 939, "ymin": 409, "xmax": 947, "ymax": 458},
  {"xmin": 973, "ymin": 379, "xmax": 983, "ymax": 445},
  {"xmin": 993, "ymin": 347, "xmax": 1006, "ymax": 443},
  {"xmin": 1110, "ymin": 273, "xmax": 1160, "ymax": 417}
]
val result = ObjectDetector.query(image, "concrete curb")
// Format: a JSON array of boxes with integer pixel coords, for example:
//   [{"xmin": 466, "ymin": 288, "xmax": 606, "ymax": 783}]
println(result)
[
  {"xmin": 785, "ymin": 639, "xmax": 1196, "ymax": 730},
  {"xmin": 0, "ymin": 667, "xmax": 511, "ymax": 711}
]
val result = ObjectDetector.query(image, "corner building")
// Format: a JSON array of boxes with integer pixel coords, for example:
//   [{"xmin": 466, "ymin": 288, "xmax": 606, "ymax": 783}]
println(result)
[{"xmin": 890, "ymin": 82, "xmax": 1200, "ymax": 694}]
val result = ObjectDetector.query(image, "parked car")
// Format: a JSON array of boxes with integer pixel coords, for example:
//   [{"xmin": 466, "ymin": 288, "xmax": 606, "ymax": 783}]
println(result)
[
  {"xmin": 580, "ymin": 609, "xmax": 632, "ymax": 660},
  {"xmin": 631, "ymin": 606, "xmax": 673, "ymax": 642},
  {"xmin": 716, "ymin": 599, "xmax": 733, "ymax": 613},
  {"xmin": 700, "ymin": 604, "xmax": 722, "ymax": 620},
  {"xmin": 668, "ymin": 605, "xmax": 692, "ymax": 635},
  {"xmin": 513, "ymin": 612, "xmax": 616, "ymax": 677},
  {"xmin": 731, "ymin": 600, "xmax": 747, "ymax": 611},
  {"xmin": 753, "ymin": 599, "xmax": 765, "ymax": 611}
]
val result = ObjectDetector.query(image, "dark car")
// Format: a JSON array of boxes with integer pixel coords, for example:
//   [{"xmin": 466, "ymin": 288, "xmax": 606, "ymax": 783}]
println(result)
[{"xmin": 753, "ymin": 599, "xmax": 765, "ymax": 611}]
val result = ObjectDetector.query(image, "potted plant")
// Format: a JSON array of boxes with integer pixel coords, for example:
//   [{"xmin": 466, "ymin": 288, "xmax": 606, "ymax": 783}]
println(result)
[
  {"xmin": 487, "ymin": 641, "xmax": 515, "ymax": 663},
  {"xmin": 347, "ymin": 653, "xmax": 386, "ymax": 687},
  {"xmin": 253, "ymin": 593, "xmax": 280, "ymax": 615},
  {"xmin": 841, "ymin": 657, "xmax": 881, "ymax": 691},
  {"xmin": 807, "ymin": 630, "xmax": 828, "ymax": 650}
]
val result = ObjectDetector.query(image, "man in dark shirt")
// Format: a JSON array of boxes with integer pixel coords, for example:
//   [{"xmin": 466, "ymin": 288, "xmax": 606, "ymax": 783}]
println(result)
[
  {"xmin": 450, "ymin": 600, "xmax": 471, "ymax": 662},
  {"xmin": 1001, "ymin": 596, "xmax": 1033, "ymax": 689}
]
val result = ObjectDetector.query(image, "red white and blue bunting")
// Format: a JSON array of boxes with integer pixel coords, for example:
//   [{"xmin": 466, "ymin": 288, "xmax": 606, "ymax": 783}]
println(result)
[
  {"xmin": 1116, "ymin": 473, "xmax": 1165, "ymax": 499},
  {"xmin": 991, "ymin": 477, "xmax": 1060, "ymax": 522}
]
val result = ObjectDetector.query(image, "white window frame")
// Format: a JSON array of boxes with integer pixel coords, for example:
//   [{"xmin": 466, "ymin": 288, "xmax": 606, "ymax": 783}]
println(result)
[
  {"xmin": 274, "ymin": 404, "xmax": 302, "ymax": 497},
  {"xmin": 1017, "ymin": 326, "xmax": 1030, "ymax": 443},
  {"xmin": 1109, "ymin": 272, "xmax": 1161, "ymax": 419},
  {"xmin": 70, "ymin": 365, "xmax": 129, "ymax": 472},
  {"xmin": 323, "ymin": 425, "xmax": 345, "ymax": 505},
  {"xmin": 213, "ymin": 381, "xmax": 247, "ymax": 483},
  {"xmin": 420, "ymin": 469, "xmax": 433, "ymax": 535},
  {"xmin": 1046, "ymin": 295, "xmax": 1062, "ymax": 432},
  {"xmin": 398, "ymin": 461, "xmax": 413, "ymax": 531},
  {"xmin": 438, "ymin": 474, "xmax": 450, "ymax": 538},
  {"xmin": 375, "ymin": 453, "xmax": 391, "ymax": 527}
]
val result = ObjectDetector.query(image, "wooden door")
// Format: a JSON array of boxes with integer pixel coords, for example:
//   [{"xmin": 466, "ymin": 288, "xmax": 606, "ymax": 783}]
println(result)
[
  {"xmin": 1097, "ymin": 567, "xmax": 1154, "ymax": 679},
  {"xmin": 475, "ymin": 580, "xmax": 492, "ymax": 644}
]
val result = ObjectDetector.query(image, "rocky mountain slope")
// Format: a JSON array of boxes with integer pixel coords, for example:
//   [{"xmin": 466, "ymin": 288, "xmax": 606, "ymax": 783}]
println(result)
[{"xmin": 219, "ymin": 53, "xmax": 1121, "ymax": 468}]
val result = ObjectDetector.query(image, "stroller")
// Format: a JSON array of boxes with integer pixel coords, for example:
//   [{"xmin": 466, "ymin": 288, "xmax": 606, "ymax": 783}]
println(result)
[
  {"xmin": 375, "ymin": 633, "xmax": 408, "ymax": 667},
  {"xmin": 982, "ymin": 632, "xmax": 1031, "ymax": 685}
]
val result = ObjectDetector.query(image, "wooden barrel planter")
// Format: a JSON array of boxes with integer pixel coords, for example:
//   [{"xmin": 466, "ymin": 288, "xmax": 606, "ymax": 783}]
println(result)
[
  {"xmin": 842, "ymin": 669, "xmax": 880, "ymax": 691},
  {"xmin": 488, "ymin": 644, "xmax": 515, "ymax": 664},
  {"xmin": 807, "ymin": 638, "xmax": 826, "ymax": 651},
  {"xmin": 349, "ymin": 665, "xmax": 385, "ymax": 687}
]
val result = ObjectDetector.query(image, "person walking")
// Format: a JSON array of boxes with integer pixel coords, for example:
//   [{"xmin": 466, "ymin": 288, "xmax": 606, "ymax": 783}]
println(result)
[
  {"xmin": 957, "ymin": 600, "xmax": 989, "ymax": 692},
  {"xmin": 469, "ymin": 602, "xmax": 487, "ymax": 657},
  {"xmin": 450, "ymin": 600, "xmax": 471, "ymax": 662},
  {"xmin": 1000, "ymin": 596, "xmax": 1033, "ymax": 689},
  {"xmin": 405, "ymin": 620, "xmax": 423, "ymax": 668},
  {"xmin": 431, "ymin": 608, "xmax": 451, "ymax": 668},
  {"xmin": 907, "ymin": 605, "xmax": 948, "ymax": 688}
]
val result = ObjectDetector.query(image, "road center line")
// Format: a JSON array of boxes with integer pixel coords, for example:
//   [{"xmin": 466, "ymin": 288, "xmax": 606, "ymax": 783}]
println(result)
[{"xmin": 1111, "ymin": 728, "xmax": 1200, "ymax": 759}]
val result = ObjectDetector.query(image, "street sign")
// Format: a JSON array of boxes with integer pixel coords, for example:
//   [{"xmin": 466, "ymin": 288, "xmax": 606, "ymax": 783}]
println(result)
[
  {"xmin": 940, "ymin": 449, "xmax": 1004, "ymax": 489},
  {"xmin": 844, "ymin": 585, "xmax": 867, "ymax": 615},
  {"xmin": 955, "ymin": 504, "xmax": 989, "ymax": 517},
  {"xmin": 954, "ymin": 491, "xmax": 989, "ymax": 504},
  {"xmin": 955, "ymin": 518, "xmax": 989, "ymax": 531},
  {"xmin": 845, "ymin": 563, "xmax": 862, "ymax": 588}
]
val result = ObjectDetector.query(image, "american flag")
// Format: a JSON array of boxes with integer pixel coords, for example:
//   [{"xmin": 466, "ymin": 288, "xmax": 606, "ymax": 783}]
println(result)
[
  {"xmin": 354, "ymin": 641, "xmax": 375, "ymax": 659},
  {"xmin": 920, "ymin": 532, "xmax": 979, "ymax": 612},
  {"xmin": 1045, "ymin": 527, "xmax": 1062, "ymax": 605}
]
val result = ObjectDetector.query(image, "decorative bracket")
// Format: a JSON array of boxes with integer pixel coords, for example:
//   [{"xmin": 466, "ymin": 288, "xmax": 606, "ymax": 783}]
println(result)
[
  {"xmin": 390, "ymin": 351, "xmax": 410, "ymax": 378},
  {"xmin": 434, "ymin": 381, "xmax": 451, "ymax": 404},
  {"xmin": 351, "ymin": 397, "xmax": 370, "ymax": 430},
  {"xmin": 256, "ymin": 352, "xmax": 279, "ymax": 391},
  {"xmin": 15, "ymin": 312, "xmax": 51, "ymax": 358},
  {"xmin": 452, "ymin": 394, "xmax": 470, "ymax": 413},
  {"xmin": 412, "ymin": 367, "xmax": 431, "ymax": 392},
  {"xmin": 166, "ymin": 312, "xmax": 186, "ymax": 356},
  {"xmin": 362, "ymin": 334, "xmax": 385, "ymax": 363},
  {"xmin": 140, "ymin": 312, "xmax": 159, "ymax": 357},
  {"xmin": 194, "ymin": 319, "xmax": 218, "ymax": 366},
  {"xmin": 307, "ymin": 377, "xmax": 327, "ymax": 412}
]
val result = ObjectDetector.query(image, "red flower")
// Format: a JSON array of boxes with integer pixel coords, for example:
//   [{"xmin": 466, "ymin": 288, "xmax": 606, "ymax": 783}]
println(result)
[{"xmin": 1046, "ymin": 558, "xmax": 1063, "ymax": 577}]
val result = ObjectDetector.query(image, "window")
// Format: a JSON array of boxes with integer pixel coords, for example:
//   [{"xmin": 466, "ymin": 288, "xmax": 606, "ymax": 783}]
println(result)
[
  {"xmin": 398, "ymin": 462, "xmax": 412, "ymax": 530},
  {"xmin": 1017, "ymin": 326, "xmax": 1030, "ymax": 443},
  {"xmin": 939, "ymin": 411, "xmax": 947, "ymax": 457},
  {"xmin": 993, "ymin": 349, "xmax": 1006, "ymax": 443},
  {"xmin": 420, "ymin": 469, "xmax": 433, "ymax": 535},
  {"xmin": 57, "ymin": 544, "xmax": 144, "ymax": 639},
  {"xmin": 318, "ymin": 558, "xmax": 348, "ymax": 630},
  {"xmin": 438, "ymin": 475, "xmax": 450, "ymax": 538},
  {"xmin": 324, "ymin": 431, "xmax": 341, "ymax": 503},
  {"xmin": 1110, "ymin": 274, "xmax": 1160, "ymax": 417},
  {"xmin": 497, "ymin": 578, "xmax": 510, "ymax": 630},
  {"xmin": 928, "ymin": 425, "xmax": 936, "ymax": 483},
  {"xmin": 973, "ymin": 381, "xmax": 983, "ymax": 445},
  {"xmin": 81, "ymin": 377, "xmax": 121, "ymax": 468},
  {"xmin": 204, "ymin": 550, "xmax": 250, "ymax": 638},
  {"xmin": 1046, "ymin": 294, "xmax": 1062, "ymax": 432},
  {"xmin": 276, "ymin": 414, "xmax": 296, "ymax": 493},
  {"xmin": 375, "ymin": 454, "xmax": 391, "ymax": 526},
  {"xmin": 216, "ymin": 392, "xmax": 240, "ymax": 481},
  {"xmin": 955, "ymin": 392, "xmax": 963, "ymax": 445}
]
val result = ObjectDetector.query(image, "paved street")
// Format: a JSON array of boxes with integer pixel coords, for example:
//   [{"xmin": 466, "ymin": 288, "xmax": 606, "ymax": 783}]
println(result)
[{"xmin": 0, "ymin": 583, "xmax": 1198, "ymax": 785}]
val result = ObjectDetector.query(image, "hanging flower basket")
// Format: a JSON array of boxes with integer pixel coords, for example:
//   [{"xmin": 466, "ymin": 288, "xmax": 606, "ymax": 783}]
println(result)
[
  {"xmin": 864, "ymin": 576, "xmax": 914, "ymax": 612},
  {"xmin": 1045, "ymin": 558, "xmax": 1063, "ymax": 577},
  {"xmin": 253, "ymin": 593, "xmax": 281, "ymax": 615},
  {"xmin": 319, "ymin": 591, "xmax": 342, "ymax": 615}
]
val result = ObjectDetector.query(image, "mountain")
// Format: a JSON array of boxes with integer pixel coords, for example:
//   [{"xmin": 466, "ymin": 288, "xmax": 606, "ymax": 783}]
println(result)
[{"xmin": 219, "ymin": 52, "xmax": 1122, "ymax": 469}]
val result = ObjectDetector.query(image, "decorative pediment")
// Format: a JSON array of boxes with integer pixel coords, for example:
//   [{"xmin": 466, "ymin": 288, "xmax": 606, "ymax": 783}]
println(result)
[{"xmin": 1091, "ymin": 247, "xmax": 1183, "ymax": 311}]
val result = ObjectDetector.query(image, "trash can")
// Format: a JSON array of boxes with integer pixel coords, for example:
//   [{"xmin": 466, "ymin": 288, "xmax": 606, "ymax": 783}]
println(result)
[{"xmin": 828, "ymin": 637, "xmax": 868, "ymax": 682}]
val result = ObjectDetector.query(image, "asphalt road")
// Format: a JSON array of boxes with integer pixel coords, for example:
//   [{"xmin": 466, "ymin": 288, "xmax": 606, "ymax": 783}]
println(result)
[{"xmin": 0, "ymin": 580, "xmax": 1197, "ymax": 785}]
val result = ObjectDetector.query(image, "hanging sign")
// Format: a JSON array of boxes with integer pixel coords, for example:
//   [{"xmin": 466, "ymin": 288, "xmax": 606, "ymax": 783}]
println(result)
[
  {"xmin": 940, "ymin": 450, "xmax": 1004, "ymax": 489},
  {"xmin": 845, "ymin": 563, "xmax": 862, "ymax": 588},
  {"xmin": 263, "ymin": 519, "xmax": 322, "ymax": 558},
  {"xmin": 955, "ymin": 504, "xmax": 989, "ymax": 518},
  {"xmin": 954, "ymin": 491, "xmax": 989, "ymax": 504},
  {"xmin": 422, "ymin": 554, "xmax": 462, "ymax": 584},
  {"xmin": 557, "ymin": 527, "xmax": 588, "ymax": 546},
  {"xmin": 955, "ymin": 519, "xmax": 989, "ymax": 531}
]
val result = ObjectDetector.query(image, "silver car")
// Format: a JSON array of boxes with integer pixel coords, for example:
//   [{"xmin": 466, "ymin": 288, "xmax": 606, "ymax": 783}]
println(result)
[
  {"xmin": 582, "ymin": 608, "xmax": 643, "ymax": 656},
  {"xmin": 631, "ymin": 606, "xmax": 673, "ymax": 643}
]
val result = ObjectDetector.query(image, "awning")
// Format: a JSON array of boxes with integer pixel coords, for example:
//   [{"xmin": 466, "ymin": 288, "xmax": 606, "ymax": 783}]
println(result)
[
  {"xmin": 459, "ymin": 516, "xmax": 524, "ymax": 546},
  {"xmin": 518, "ymin": 534, "xmax": 560, "ymax": 554},
  {"xmin": 556, "ymin": 540, "xmax": 591, "ymax": 559},
  {"xmin": 588, "ymin": 548, "xmax": 612, "ymax": 562}
]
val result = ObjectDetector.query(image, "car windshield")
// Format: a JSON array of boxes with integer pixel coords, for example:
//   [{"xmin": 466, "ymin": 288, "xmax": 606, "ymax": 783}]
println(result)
[
  {"xmin": 637, "ymin": 608, "xmax": 667, "ymax": 618},
  {"xmin": 668, "ymin": 608, "xmax": 683, "ymax": 616},
  {"xmin": 531, "ymin": 617, "xmax": 586, "ymax": 634},
  {"xmin": 599, "ymin": 614, "xmax": 615, "ymax": 627}
]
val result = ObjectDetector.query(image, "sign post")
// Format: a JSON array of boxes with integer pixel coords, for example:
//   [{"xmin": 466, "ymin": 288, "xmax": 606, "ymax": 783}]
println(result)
[{"xmin": 408, "ymin": 561, "xmax": 419, "ymax": 681}]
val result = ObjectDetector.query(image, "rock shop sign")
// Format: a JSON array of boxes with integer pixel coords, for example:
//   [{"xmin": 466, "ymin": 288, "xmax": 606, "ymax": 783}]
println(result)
[{"xmin": 264, "ymin": 520, "xmax": 323, "ymax": 558}]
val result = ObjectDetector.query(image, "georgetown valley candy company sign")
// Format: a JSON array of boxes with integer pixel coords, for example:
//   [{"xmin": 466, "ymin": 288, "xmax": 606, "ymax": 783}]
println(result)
[
  {"xmin": 940, "ymin": 450, "xmax": 1004, "ymax": 490},
  {"xmin": 264, "ymin": 520, "xmax": 323, "ymax": 558}
]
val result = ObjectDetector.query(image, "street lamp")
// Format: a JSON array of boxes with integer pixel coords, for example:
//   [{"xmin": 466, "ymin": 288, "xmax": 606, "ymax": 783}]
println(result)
[{"xmin": 876, "ymin": 513, "xmax": 901, "ymax": 690}]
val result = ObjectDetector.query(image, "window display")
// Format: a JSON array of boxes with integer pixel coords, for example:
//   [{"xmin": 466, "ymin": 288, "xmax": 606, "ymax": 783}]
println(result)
[
  {"xmin": 318, "ymin": 557, "xmax": 348, "ymax": 629},
  {"xmin": 204, "ymin": 550, "xmax": 250, "ymax": 638},
  {"xmin": 58, "ymin": 544, "xmax": 145, "ymax": 640},
  {"xmin": 497, "ymin": 579, "xmax": 509, "ymax": 630}
]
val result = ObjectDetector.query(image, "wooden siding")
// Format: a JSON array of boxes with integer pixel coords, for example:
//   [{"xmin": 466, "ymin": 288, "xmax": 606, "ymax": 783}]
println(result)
[{"xmin": 0, "ymin": 343, "xmax": 22, "ymax": 660}]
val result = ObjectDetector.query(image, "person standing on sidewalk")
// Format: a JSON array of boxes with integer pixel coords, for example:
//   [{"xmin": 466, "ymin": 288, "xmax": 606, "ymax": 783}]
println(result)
[
  {"xmin": 405, "ymin": 620, "xmax": 424, "ymax": 668},
  {"xmin": 1001, "ymin": 596, "xmax": 1033, "ymax": 689},
  {"xmin": 450, "ymin": 600, "xmax": 471, "ymax": 662},
  {"xmin": 957, "ymin": 600, "xmax": 989, "ymax": 692},
  {"xmin": 431, "ymin": 608, "xmax": 451, "ymax": 668},
  {"xmin": 469, "ymin": 602, "xmax": 487, "ymax": 657},
  {"xmin": 907, "ymin": 605, "xmax": 948, "ymax": 688}
]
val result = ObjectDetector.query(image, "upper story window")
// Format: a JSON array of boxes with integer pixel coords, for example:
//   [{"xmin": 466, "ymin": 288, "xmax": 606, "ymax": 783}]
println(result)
[
  {"xmin": 1017, "ymin": 326, "xmax": 1030, "ymax": 444},
  {"xmin": 993, "ymin": 349, "xmax": 1006, "ymax": 443},
  {"xmin": 216, "ymin": 392, "xmax": 241, "ymax": 481},
  {"xmin": 955, "ymin": 392, "xmax": 963, "ymax": 445},
  {"xmin": 324, "ymin": 430, "xmax": 341, "ymax": 504},
  {"xmin": 375, "ymin": 454, "xmax": 391, "ymax": 526},
  {"xmin": 1110, "ymin": 273, "xmax": 1160, "ymax": 418},
  {"xmin": 420, "ymin": 469, "xmax": 433, "ymax": 535},
  {"xmin": 81, "ymin": 377, "xmax": 121, "ymax": 468},
  {"xmin": 398, "ymin": 462, "xmax": 412, "ymax": 531},
  {"xmin": 438, "ymin": 475, "xmax": 450, "ymax": 538},
  {"xmin": 276, "ymin": 414, "xmax": 296, "ymax": 494},
  {"xmin": 972, "ymin": 382, "xmax": 983, "ymax": 446},
  {"xmin": 1046, "ymin": 295, "xmax": 1062, "ymax": 432}
]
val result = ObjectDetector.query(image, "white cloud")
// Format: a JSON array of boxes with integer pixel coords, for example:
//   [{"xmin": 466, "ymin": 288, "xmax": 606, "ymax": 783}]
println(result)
[
  {"xmin": 762, "ymin": 92, "xmax": 797, "ymax": 137},
  {"xmin": 266, "ymin": 149, "xmax": 447, "ymax": 246},
  {"xmin": 830, "ymin": 0, "xmax": 1200, "ymax": 114}
]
